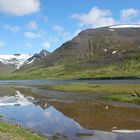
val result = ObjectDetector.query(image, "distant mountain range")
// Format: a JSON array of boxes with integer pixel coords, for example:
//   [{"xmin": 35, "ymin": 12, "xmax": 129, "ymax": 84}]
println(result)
[
  {"xmin": 0, "ymin": 24, "xmax": 140, "ymax": 79},
  {"xmin": 0, "ymin": 54, "xmax": 32, "ymax": 69},
  {"xmin": 0, "ymin": 50, "xmax": 50, "ymax": 72}
]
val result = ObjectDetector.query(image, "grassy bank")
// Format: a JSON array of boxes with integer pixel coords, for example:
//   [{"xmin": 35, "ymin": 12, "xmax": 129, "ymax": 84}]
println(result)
[
  {"xmin": 103, "ymin": 94, "xmax": 140, "ymax": 104},
  {"xmin": 40, "ymin": 83, "xmax": 140, "ymax": 94},
  {"xmin": 40, "ymin": 83, "xmax": 140, "ymax": 103},
  {"xmin": 0, "ymin": 122, "xmax": 45, "ymax": 140}
]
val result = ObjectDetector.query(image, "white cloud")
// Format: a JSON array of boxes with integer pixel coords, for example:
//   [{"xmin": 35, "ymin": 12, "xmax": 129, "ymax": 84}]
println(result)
[
  {"xmin": 120, "ymin": 8, "xmax": 139, "ymax": 21},
  {"xmin": 62, "ymin": 31, "xmax": 73, "ymax": 41},
  {"xmin": 0, "ymin": 41, "xmax": 5, "ymax": 48},
  {"xmin": 52, "ymin": 25, "xmax": 74, "ymax": 42},
  {"xmin": 43, "ymin": 111, "xmax": 51, "ymax": 118},
  {"xmin": 24, "ymin": 32, "xmax": 41, "ymax": 39},
  {"xmin": 62, "ymin": 32, "xmax": 71, "ymax": 38},
  {"xmin": 4, "ymin": 25, "xmax": 20, "ymax": 33},
  {"xmin": 48, "ymin": 36, "xmax": 58, "ymax": 43},
  {"xmin": 43, "ymin": 40, "xmax": 51, "ymax": 49},
  {"xmin": 0, "ymin": 0, "xmax": 40, "ymax": 16},
  {"xmin": 52, "ymin": 25, "xmax": 64, "ymax": 32},
  {"xmin": 26, "ymin": 21, "xmax": 37, "ymax": 30},
  {"xmin": 71, "ymin": 6, "xmax": 116, "ymax": 28}
]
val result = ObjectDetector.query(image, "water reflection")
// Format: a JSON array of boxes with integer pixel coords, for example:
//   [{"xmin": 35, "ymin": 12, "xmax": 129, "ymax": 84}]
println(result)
[
  {"xmin": 0, "ymin": 91, "xmax": 34, "ymax": 107},
  {"xmin": 0, "ymin": 86, "xmax": 140, "ymax": 140},
  {"xmin": 52, "ymin": 100, "xmax": 140, "ymax": 131}
]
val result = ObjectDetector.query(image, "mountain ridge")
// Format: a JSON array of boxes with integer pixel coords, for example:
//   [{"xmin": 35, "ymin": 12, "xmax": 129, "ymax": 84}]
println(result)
[
  {"xmin": 0, "ymin": 49, "xmax": 50, "ymax": 73},
  {"xmin": 41, "ymin": 26, "xmax": 140, "ymax": 67},
  {"xmin": 0, "ymin": 25, "xmax": 140, "ymax": 79}
]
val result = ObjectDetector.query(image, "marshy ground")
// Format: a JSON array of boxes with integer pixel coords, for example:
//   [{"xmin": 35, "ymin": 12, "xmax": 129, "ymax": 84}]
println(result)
[{"xmin": 0, "ymin": 80, "xmax": 140, "ymax": 140}]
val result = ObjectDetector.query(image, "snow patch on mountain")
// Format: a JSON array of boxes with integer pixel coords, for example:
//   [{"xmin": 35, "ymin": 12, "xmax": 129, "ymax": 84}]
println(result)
[
  {"xmin": 0, "ymin": 54, "xmax": 33, "ymax": 69},
  {"xmin": 0, "ymin": 58, "xmax": 7, "ymax": 64},
  {"xmin": 18, "ymin": 49, "xmax": 50, "ymax": 68},
  {"xmin": 27, "ymin": 57, "xmax": 36, "ymax": 64},
  {"xmin": 109, "ymin": 24, "xmax": 140, "ymax": 29},
  {"xmin": 0, "ymin": 50, "xmax": 50, "ymax": 69}
]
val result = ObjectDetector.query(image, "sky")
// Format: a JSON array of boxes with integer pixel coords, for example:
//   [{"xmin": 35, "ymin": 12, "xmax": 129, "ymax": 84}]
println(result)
[{"xmin": 0, "ymin": 0, "xmax": 140, "ymax": 54}]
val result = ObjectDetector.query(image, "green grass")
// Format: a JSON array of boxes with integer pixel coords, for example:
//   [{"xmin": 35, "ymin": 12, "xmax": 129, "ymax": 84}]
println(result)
[
  {"xmin": 103, "ymin": 94, "xmax": 140, "ymax": 104},
  {"xmin": 75, "ymin": 133, "xmax": 93, "ymax": 137},
  {"xmin": 40, "ymin": 83, "xmax": 140, "ymax": 94},
  {"xmin": 0, "ymin": 122, "xmax": 45, "ymax": 140},
  {"xmin": 0, "ymin": 59, "xmax": 139, "ymax": 80},
  {"xmin": 13, "ymin": 87, "xmax": 32, "ymax": 92},
  {"xmin": 40, "ymin": 82, "xmax": 140, "ymax": 103}
]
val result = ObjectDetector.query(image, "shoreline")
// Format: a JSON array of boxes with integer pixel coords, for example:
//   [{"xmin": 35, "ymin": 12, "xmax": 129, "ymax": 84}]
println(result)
[{"xmin": 0, "ymin": 121, "xmax": 46, "ymax": 140}]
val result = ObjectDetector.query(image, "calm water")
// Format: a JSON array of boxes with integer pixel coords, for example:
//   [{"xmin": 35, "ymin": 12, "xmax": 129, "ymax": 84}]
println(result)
[
  {"xmin": 0, "ymin": 79, "xmax": 140, "ymax": 84},
  {"xmin": 0, "ymin": 82, "xmax": 140, "ymax": 140}
]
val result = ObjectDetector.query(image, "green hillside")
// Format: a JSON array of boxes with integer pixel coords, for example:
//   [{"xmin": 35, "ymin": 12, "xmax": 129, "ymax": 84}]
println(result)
[{"xmin": 0, "ymin": 27, "xmax": 140, "ymax": 80}]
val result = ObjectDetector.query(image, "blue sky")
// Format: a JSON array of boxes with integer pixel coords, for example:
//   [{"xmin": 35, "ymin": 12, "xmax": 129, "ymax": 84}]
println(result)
[{"xmin": 0, "ymin": 0, "xmax": 140, "ymax": 54}]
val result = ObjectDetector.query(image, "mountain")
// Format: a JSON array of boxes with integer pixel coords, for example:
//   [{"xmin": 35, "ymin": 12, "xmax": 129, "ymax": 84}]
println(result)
[
  {"xmin": 0, "ymin": 50, "xmax": 50, "ymax": 73},
  {"xmin": 0, "ymin": 54, "xmax": 32, "ymax": 74},
  {"xmin": 1, "ymin": 25, "xmax": 140, "ymax": 79},
  {"xmin": 19, "ymin": 49, "xmax": 50, "ymax": 69},
  {"xmin": 0, "ymin": 54, "xmax": 32, "ymax": 68},
  {"xmin": 43, "ymin": 25, "xmax": 140, "ymax": 67},
  {"xmin": 0, "ymin": 61, "xmax": 14, "ymax": 74}
]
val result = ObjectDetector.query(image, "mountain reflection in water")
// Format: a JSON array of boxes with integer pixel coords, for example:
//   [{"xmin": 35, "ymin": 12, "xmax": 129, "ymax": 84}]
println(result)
[
  {"xmin": 0, "ymin": 87, "xmax": 140, "ymax": 140},
  {"xmin": 0, "ymin": 91, "xmax": 34, "ymax": 107}
]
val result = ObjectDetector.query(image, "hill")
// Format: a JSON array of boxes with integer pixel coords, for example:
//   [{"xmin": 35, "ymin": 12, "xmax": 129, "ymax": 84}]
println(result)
[{"xmin": 1, "ymin": 25, "xmax": 140, "ymax": 79}]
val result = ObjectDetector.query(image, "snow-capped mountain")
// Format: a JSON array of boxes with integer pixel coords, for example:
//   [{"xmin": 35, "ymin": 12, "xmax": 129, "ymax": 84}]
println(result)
[
  {"xmin": 0, "ymin": 54, "xmax": 33, "ymax": 69},
  {"xmin": 1, "ymin": 24, "xmax": 140, "ymax": 75},
  {"xmin": 0, "ymin": 49, "xmax": 50, "ymax": 70},
  {"xmin": 18, "ymin": 49, "xmax": 50, "ymax": 69},
  {"xmin": 24, "ymin": 49, "xmax": 50, "ymax": 65}
]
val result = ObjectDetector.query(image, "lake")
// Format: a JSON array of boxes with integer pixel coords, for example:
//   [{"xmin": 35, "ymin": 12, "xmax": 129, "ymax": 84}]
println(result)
[{"xmin": 0, "ymin": 80, "xmax": 140, "ymax": 140}]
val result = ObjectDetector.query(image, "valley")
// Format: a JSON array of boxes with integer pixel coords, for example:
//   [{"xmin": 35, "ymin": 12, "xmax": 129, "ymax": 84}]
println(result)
[
  {"xmin": 0, "ymin": 1, "xmax": 140, "ymax": 140},
  {"xmin": 0, "ymin": 25, "xmax": 140, "ymax": 80}
]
